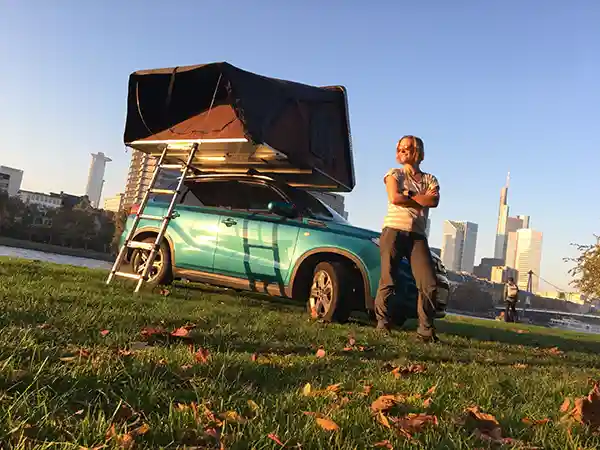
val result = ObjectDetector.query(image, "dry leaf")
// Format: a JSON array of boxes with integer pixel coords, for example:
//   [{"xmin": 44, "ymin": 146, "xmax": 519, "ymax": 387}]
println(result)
[
  {"xmin": 393, "ymin": 413, "xmax": 438, "ymax": 434},
  {"xmin": 220, "ymin": 410, "xmax": 247, "ymax": 424},
  {"xmin": 251, "ymin": 353, "xmax": 258, "ymax": 361},
  {"xmin": 327, "ymin": 383, "xmax": 342, "ymax": 392},
  {"xmin": 465, "ymin": 406, "xmax": 503, "ymax": 441},
  {"xmin": 377, "ymin": 412, "xmax": 392, "ymax": 429},
  {"xmin": 268, "ymin": 433, "xmax": 284, "ymax": 446},
  {"xmin": 348, "ymin": 336, "xmax": 356, "ymax": 346},
  {"xmin": 100, "ymin": 329, "xmax": 110, "ymax": 336},
  {"xmin": 140, "ymin": 326, "xmax": 166, "ymax": 338},
  {"xmin": 363, "ymin": 385, "xmax": 373, "ymax": 395},
  {"xmin": 515, "ymin": 329, "xmax": 528, "ymax": 334},
  {"xmin": 315, "ymin": 417, "xmax": 339, "ymax": 431},
  {"xmin": 423, "ymin": 397, "xmax": 433, "ymax": 408},
  {"xmin": 159, "ymin": 288, "xmax": 170, "ymax": 296},
  {"xmin": 547, "ymin": 347, "xmax": 563, "ymax": 355},
  {"xmin": 513, "ymin": 363, "xmax": 528, "ymax": 369},
  {"xmin": 522, "ymin": 417, "xmax": 550, "ymax": 426},
  {"xmin": 560, "ymin": 397, "xmax": 571, "ymax": 413},
  {"xmin": 316, "ymin": 348, "xmax": 326, "ymax": 358},
  {"xmin": 37, "ymin": 323, "xmax": 51, "ymax": 330},
  {"xmin": 194, "ymin": 347, "xmax": 210, "ymax": 364},
  {"xmin": 389, "ymin": 364, "xmax": 426, "ymax": 379},
  {"xmin": 425, "ymin": 385, "xmax": 437, "ymax": 396},
  {"xmin": 571, "ymin": 382, "xmax": 600, "ymax": 428},
  {"xmin": 130, "ymin": 423, "xmax": 150, "ymax": 436},
  {"xmin": 302, "ymin": 383, "xmax": 312, "ymax": 396},
  {"xmin": 59, "ymin": 356, "xmax": 78, "ymax": 362},
  {"xmin": 74, "ymin": 409, "xmax": 84, "ymax": 415},
  {"xmin": 171, "ymin": 327, "xmax": 191, "ymax": 337},
  {"xmin": 373, "ymin": 440, "xmax": 394, "ymax": 448},
  {"xmin": 371, "ymin": 395, "xmax": 403, "ymax": 413}
]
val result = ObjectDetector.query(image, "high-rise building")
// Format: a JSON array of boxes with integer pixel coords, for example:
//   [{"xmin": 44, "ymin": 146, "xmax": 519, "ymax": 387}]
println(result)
[
  {"xmin": 505, "ymin": 215, "xmax": 531, "ymax": 268},
  {"xmin": 514, "ymin": 229, "xmax": 543, "ymax": 292},
  {"xmin": 85, "ymin": 152, "xmax": 112, "ymax": 208},
  {"xmin": 441, "ymin": 220, "xmax": 478, "ymax": 273},
  {"xmin": 310, "ymin": 192, "xmax": 349, "ymax": 219},
  {"xmin": 122, "ymin": 150, "xmax": 177, "ymax": 210},
  {"xmin": 103, "ymin": 193, "xmax": 124, "ymax": 213},
  {"xmin": 494, "ymin": 172, "xmax": 510, "ymax": 262},
  {"xmin": 0, "ymin": 165, "xmax": 24, "ymax": 197}
]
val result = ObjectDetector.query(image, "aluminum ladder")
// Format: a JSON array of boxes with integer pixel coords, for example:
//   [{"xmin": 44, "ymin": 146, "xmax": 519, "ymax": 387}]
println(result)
[{"xmin": 106, "ymin": 142, "xmax": 199, "ymax": 293}]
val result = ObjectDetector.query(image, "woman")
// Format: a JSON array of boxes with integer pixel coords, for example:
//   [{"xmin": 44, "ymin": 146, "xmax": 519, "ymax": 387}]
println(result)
[{"xmin": 375, "ymin": 135, "xmax": 441, "ymax": 342}]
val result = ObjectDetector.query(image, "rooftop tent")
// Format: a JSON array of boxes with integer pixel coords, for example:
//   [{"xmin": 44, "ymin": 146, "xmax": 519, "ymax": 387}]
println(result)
[{"xmin": 124, "ymin": 62, "xmax": 355, "ymax": 192}]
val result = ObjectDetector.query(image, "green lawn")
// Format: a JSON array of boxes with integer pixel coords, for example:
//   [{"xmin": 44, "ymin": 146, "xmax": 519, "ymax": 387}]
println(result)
[{"xmin": 1, "ymin": 257, "xmax": 600, "ymax": 449}]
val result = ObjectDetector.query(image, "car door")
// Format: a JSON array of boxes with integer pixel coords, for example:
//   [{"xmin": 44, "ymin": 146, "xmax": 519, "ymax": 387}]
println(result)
[
  {"xmin": 164, "ymin": 182, "xmax": 221, "ymax": 273},
  {"xmin": 210, "ymin": 180, "xmax": 301, "ymax": 290}
]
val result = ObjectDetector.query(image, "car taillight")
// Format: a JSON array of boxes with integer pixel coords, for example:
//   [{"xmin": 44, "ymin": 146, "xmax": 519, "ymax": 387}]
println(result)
[{"xmin": 129, "ymin": 204, "xmax": 140, "ymax": 215}]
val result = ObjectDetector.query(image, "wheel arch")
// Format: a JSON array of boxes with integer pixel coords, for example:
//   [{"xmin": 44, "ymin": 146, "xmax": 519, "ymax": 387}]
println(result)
[
  {"xmin": 126, "ymin": 227, "xmax": 175, "ymax": 264},
  {"xmin": 289, "ymin": 247, "xmax": 373, "ymax": 311}
]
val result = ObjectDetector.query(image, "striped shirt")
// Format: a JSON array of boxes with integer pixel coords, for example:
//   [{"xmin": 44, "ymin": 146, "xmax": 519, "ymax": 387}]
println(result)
[{"xmin": 382, "ymin": 168, "xmax": 440, "ymax": 236}]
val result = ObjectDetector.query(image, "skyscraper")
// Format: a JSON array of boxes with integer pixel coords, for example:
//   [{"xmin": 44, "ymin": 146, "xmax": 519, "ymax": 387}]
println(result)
[
  {"xmin": 494, "ymin": 172, "xmax": 510, "ymax": 262},
  {"xmin": 85, "ymin": 152, "xmax": 112, "ymax": 208},
  {"xmin": 441, "ymin": 220, "xmax": 479, "ymax": 273},
  {"xmin": 514, "ymin": 229, "xmax": 543, "ymax": 292},
  {"xmin": 505, "ymin": 215, "xmax": 531, "ymax": 268}
]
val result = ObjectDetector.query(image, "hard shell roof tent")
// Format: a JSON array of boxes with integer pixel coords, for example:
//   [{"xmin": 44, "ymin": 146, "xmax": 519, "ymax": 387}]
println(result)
[{"xmin": 124, "ymin": 62, "xmax": 355, "ymax": 192}]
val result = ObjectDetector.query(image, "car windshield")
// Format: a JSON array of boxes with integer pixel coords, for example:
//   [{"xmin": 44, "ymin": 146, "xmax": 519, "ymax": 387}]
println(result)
[{"xmin": 289, "ymin": 188, "xmax": 350, "ymax": 224}]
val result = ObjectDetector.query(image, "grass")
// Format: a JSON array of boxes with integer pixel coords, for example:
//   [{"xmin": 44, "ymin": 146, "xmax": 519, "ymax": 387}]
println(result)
[{"xmin": 1, "ymin": 257, "xmax": 600, "ymax": 449}]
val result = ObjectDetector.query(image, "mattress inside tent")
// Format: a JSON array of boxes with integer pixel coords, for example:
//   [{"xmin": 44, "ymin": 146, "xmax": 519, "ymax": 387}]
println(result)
[{"xmin": 123, "ymin": 62, "xmax": 355, "ymax": 192}]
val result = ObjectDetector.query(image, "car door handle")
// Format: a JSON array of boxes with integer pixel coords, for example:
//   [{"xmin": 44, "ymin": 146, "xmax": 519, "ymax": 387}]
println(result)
[
  {"xmin": 171, "ymin": 211, "xmax": 180, "ymax": 219},
  {"xmin": 223, "ymin": 218, "xmax": 237, "ymax": 227}
]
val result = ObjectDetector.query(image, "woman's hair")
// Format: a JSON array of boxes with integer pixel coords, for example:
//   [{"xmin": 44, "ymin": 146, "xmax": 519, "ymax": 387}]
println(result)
[{"xmin": 398, "ymin": 135, "xmax": 425, "ymax": 164}]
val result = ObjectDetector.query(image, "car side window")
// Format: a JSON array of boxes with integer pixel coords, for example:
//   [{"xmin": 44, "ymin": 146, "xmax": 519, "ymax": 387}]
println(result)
[{"xmin": 186, "ymin": 180, "xmax": 288, "ymax": 211}]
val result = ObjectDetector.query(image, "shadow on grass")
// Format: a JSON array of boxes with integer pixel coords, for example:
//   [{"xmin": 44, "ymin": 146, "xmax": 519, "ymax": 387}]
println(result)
[{"xmin": 437, "ymin": 320, "xmax": 600, "ymax": 355}]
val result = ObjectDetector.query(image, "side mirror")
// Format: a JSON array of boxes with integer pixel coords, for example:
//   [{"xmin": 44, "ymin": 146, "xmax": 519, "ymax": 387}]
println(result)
[{"xmin": 268, "ymin": 201, "xmax": 297, "ymax": 218}]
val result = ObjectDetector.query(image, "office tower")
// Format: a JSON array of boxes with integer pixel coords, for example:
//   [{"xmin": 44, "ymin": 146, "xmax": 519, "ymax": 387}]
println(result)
[
  {"xmin": 514, "ymin": 229, "xmax": 543, "ymax": 292},
  {"xmin": 494, "ymin": 172, "xmax": 510, "ymax": 262},
  {"xmin": 85, "ymin": 152, "xmax": 112, "ymax": 208},
  {"xmin": 441, "ymin": 220, "xmax": 478, "ymax": 273},
  {"xmin": 505, "ymin": 215, "xmax": 531, "ymax": 268}
]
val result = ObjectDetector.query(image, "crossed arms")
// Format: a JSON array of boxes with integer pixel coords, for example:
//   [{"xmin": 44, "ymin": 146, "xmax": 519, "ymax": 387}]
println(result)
[{"xmin": 385, "ymin": 176, "xmax": 440, "ymax": 209}]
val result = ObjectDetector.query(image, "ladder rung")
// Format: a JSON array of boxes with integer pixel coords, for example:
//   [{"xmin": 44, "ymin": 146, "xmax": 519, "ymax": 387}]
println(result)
[
  {"xmin": 138, "ymin": 214, "xmax": 165, "ymax": 221},
  {"xmin": 160, "ymin": 164, "xmax": 185, "ymax": 170},
  {"xmin": 114, "ymin": 271, "xmax": 142, "ymax": 280},
  {"xmin": 150, "ymin": 188, "xmax": 178, "ymax": 195},
  {"xmin": 127, "ymin": 241, "xmax": 155, "ymax": 250}
]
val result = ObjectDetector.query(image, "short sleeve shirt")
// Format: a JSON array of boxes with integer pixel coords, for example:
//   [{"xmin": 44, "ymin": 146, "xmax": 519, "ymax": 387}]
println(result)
[{"xmin": 382, "ymin": 168, "xmax": 440, "ymax": 236}]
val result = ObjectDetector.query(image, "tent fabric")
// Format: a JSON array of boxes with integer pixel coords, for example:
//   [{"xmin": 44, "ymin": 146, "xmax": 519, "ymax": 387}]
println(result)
[{"xmin": 124, "ymin": 62, "xmax": 355, "ymax": 192}]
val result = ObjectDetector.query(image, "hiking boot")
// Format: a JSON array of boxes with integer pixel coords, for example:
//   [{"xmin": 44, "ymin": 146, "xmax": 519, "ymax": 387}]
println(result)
[
  {"xmin": 416, "ymin": 332, "xmax": 440, "ymax": 344},
  {"xmin": 376, "ymin": 321, "xmax": 392, "ymax": 335}
]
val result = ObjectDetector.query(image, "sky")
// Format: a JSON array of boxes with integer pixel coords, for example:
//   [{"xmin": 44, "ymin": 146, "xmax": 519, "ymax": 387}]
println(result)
[{"xmin": 1, "ymin": 1, "xmax": 599, "ymax": 290}]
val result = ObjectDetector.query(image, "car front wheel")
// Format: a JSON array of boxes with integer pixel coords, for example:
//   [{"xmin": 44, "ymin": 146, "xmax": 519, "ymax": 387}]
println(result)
[
  {"xmin": 130, "ymin": 237, "xmax": 173, "ymax": 288},
  {"xmin": 307, "ymin": 261, "xmax": 352, "ymax": 323}
]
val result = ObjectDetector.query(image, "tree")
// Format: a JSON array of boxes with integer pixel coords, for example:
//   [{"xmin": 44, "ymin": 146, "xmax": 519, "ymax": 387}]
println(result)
[{"xmin": 568, "ymin": 236, "xmax": 600, "ymax": 299}]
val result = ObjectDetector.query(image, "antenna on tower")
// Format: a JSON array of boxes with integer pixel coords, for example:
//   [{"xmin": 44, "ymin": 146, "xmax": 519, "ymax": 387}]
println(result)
[{"xmin": 506, "ymin": 171, "xmax": 511, "ymax": 188}]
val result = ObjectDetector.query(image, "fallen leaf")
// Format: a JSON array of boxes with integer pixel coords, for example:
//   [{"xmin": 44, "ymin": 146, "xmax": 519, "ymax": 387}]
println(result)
[
  {"xmin": 100, "ymin": 330, "xmax": 110, "ymax": 336},
  {"xmin": 118, "ymin": 349, "xmax": 133, "ymax": 356},
  {"xmin": 371, "ymin": 395, "xmax": 404, "ymax": 413},
  {"xmin": 327, "ymin": 383, "xmax": 342, "ymax": 392},
  {"xmin": 377, "ymin": 412, "xmax": 392, "ymax": 429},
  {"xmin": 389, "ymin": 364, "xmax": 426, "ymax": 379},
  {"xmin": 423, "ymin": 397, "xmax": 433, "ymax": 408},
  {"xmin": 251, "ymin": 353, "xmax": 258, "ymax": 361},
  {"xmin": 393, "ymin": 413, "xmax": 438, "ymax": 434},
  {"xmin": 315, "ymin": 417, "xmax": 339, "ymax": 431},
  {"xmin": 316, "ymin": 348, "xmax": 326, "ymax": 358},
  {"xmin": 159, "ymin": 288, "xmax": 170, "ymax": 296},
  {"xmin": 220, "ymin": 410, "xmax": 247, "ymax": 424},
  {"xmin": 571, "ymin": 381, "xmax": 600, "ymax": 429},
  {"xmin": 37, "ymin": 323, "xmax": 51, "ymax": 330},
  {"xmin": 560, "ymin": 398, "xmax": 571, "ymax": 413},
  {"xmin": 140, "ymin": 326, "xmax": 166, "ymax": 338},
  {"xmin": 522, "ymin": 417, "xmax": 550, "ymax": 426},
  {"xmin": 363, "ymin": 385, "xmax": 373, "ymax": 395},
  {"xmin": 465, "ymin": 406, "xmax": 503, "ymax": 442},
  {"xmin": 180, "ymin": 364, "xmax": 193, "ymax": 371},
  {"xmin": 302, "ymin": 383, "xmax": 312, "ymax": 396},
  {"xmin": 130, "ymin": 423, "xmax": 150, "ymax": 436},
  {"xmin": 425, "ymin": 385, "xmax": 437, "ymax": 396},
  {"xmin": 515, "ymin": 329, "xmax": 528, "ymax": 334},
  {"xmin": 171, "ymin": 327, "xmax": 191, "ymax": 337},
  {"xmin": 268, "ymin": 433, "xmax": 284, "ymax": 446},
  {"xmin": 59, "ymin": 356, "xmax": 78, "ymax": 362},
  {"xmin": 194, "ymin": 347, "xmax": 210, "ymax": 364},
  {"xmin": 373, "ymin": 440, "xmax": 394, "ymax": 448},
  {"xmin": 74, "ymin": 409, "xmax": 84, "ymax": 415},
  {"xmin": 513, "ymin": 363, "xmax": 528, "ymax": 369},
  {"xmin": 547, "ymin": 347, "xmax": 564, "ymax": 355}
]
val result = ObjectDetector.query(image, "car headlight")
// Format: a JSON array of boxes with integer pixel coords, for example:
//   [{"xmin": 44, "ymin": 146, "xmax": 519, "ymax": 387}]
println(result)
[{"xmin": 371, "ymin": 237, "xmax": 380, "ymax": 247}]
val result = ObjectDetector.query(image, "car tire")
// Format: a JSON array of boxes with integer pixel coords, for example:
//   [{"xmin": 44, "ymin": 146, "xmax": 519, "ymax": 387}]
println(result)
[
  {"xmin": 130, "ymin": 236, "xmax": 173, "ymax": 288},
  {"xmin": 306, "ymin": 261, "xmax": 352, "ymax": 323}
]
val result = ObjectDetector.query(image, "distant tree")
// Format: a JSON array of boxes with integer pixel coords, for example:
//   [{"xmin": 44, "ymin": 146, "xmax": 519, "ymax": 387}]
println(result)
[
  {"xmin": 568, "ymin": 236, "xmax": 600, "ymax": 299},
  {"xmin": 110, "ymin": 210, "xmax": 128, "ymax": 255}
]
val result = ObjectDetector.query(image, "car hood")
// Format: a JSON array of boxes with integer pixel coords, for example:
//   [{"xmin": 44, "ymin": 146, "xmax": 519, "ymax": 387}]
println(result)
[{"xmin": 309, "ymin": 218, "xmax": 380, "ymax": 241}]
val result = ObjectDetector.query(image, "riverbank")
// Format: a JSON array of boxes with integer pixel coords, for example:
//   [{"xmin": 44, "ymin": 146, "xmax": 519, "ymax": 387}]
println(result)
[
  {"xmin": 0, "ymin": 235, "xmax": 113, "ymax": 262},
  {"xmin": 2, "ymin": 257, "xmax": 600, "ymax": 448}
]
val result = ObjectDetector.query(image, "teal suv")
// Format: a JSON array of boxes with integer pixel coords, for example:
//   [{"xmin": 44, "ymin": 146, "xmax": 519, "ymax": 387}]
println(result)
[{"xmin": 120, "ymin": 173, "xmax": 449, "ymax": 323}]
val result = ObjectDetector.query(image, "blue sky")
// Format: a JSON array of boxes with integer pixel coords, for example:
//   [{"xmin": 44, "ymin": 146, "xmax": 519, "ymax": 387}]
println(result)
[{"xmin": 1, "ymin": 1, "xmax": 599, "ymax": 290}]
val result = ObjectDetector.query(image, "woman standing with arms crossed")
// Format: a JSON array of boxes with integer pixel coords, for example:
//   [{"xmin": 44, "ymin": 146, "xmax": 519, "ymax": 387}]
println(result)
[{"xmin": 375, "ymin": 135, "xmax": 441, "ymax": 342}]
